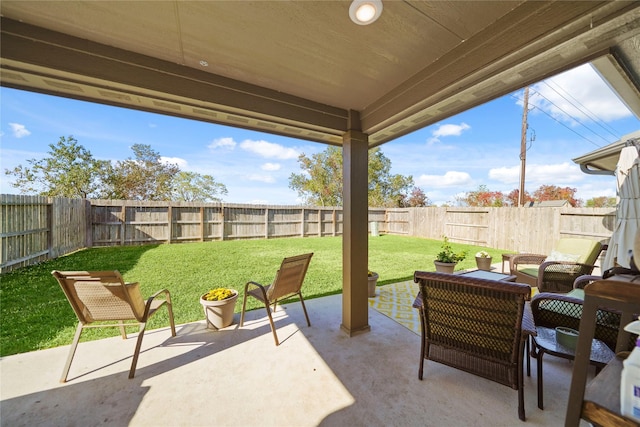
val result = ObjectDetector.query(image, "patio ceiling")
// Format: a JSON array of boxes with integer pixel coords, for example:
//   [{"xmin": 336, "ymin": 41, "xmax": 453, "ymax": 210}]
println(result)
[{"xmin": 1, "ymin": 1, "xmax": 640, "ymax": 148}]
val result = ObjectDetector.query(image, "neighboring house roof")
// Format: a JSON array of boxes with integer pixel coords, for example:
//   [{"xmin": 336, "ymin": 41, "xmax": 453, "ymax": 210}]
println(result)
[{"xmin": 573, "ymin": 130, "xmax": 640, "ymax": 175}]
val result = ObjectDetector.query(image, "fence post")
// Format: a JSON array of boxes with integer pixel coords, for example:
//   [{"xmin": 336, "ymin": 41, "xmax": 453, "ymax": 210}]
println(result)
[
  {"xmin": 84, "ymin": 199, "xmax": 92, "ymax": 247},
  {"xmin": 120, "ymin": 205, "xmax": 126, "ymax": 246},
  {"xmin": 221, "ymin": 204, "xmax": 226, "ymax": 240},
  {"xmin": 46, "ymin": 198, "xmax": 53, "ymax": 260},
  {"xmin": 200, "ymin": 206, "xmax": 205, "ymax": 242},
  {"xmin": 332, "ymin": 208, "xmax": 337, "ymax": 236}
]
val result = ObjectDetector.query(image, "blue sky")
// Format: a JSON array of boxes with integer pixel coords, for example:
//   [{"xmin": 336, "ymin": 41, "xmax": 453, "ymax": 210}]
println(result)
[{"xmin": 1, "ymin": 63, "xmax": 639, "ymax": 206}]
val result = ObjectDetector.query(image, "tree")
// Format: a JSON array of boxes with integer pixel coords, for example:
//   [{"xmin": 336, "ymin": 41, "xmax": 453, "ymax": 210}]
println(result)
[
  {"xmin": 505, "ymin": 189, "xmax": 534, "ymax": 207},
  {"xmin": 459, "ymin": 185, "xmax": 505, "ymax": 207},
  {"xmin": 4, "ymin": 136, "xmax": 112, "ymax": 198},
  {"xmin": 367, "ymin": 148, "xmax": 414, "ymax": 207},
  {"xmin": 171, "ymin": 171, "xmax": 228, "ymax": 202},
  {"xmin": 289, "ymin": 147, "xmax": 413, "ymax": 207},
  {"xmin": 105, "ymin": 144, "xmax": 179, "ymax": 200},
  {"xmin": 585, "ymin": 196, "xmax": 617, "ymax": 207},
  {"xmin": 400, "ymin": 186, "xmax": 431, "ymax": 207},
  {"xmin": 289, "ymin": 146, "xmax": 343, "ymax": 206},
  {"xmin": 533, "ymin": 185, "xmax": 582, "ymax": 207}
]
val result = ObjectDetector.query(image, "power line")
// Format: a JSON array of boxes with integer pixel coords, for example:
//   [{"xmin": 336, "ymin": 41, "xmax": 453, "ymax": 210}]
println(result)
[
  {"xmin": 540, "ymin": 80, "xmax": 621, "ymax": 140},
  {"xmin": 509, "ymin": 92, "xmax": 604, "ymax": 149},
  {"xmin": 528, "ymin": 88, "xmax": 611, "ymax": 145}
]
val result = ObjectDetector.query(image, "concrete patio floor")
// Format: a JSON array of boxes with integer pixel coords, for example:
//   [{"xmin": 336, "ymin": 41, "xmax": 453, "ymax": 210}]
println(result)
[{"xmin": 1, "ymin": 292, "xmax": 593, "ymax": 426}]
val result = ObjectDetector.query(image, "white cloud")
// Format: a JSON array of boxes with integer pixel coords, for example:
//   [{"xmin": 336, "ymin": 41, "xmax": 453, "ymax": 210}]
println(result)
[
  {"xmin": 526, "ymin": 64, "xmax": 631, "ymax": 124},
  {"xmin": 240, "ymin": 139, "xmax": 299, "ymax": 159},
  {"xmin": 261, "ymin": 162, "xmax": 281, "ymax": 171},
  {"xmin": 208, "ymin": 137, "xmax": 236, "ymax": 149},
  {"xmin": 427, "ymin": 122, "xmax": 470, "ymax": 144},
  {"xmin": 160, "ymin": 156, "xmax": 188, "ymax": 168},
  {"xmin": 416, "ymin": 171, "xmax": 472, "ymax": 187},
  {"xmin": 246, "ymin": 174, "xmax": 275, "ymax": 183},
  {"xmin": 489, "ymin": 162, "xmax": 584, "ymax": 186},
  {"xmin": 9, "ymin": 123, "xmax": 31, "ymax": 138}
]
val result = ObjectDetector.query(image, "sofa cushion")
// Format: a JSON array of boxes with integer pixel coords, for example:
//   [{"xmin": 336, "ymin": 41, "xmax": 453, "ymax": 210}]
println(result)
[{"xmin": 554, "ymin": 238, "xmax": 601, "ymax": 265}]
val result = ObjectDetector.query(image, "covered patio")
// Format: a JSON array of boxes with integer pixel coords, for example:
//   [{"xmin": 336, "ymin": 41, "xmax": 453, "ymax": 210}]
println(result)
[
  {"xmin": 1, "ymin": 289, "xmax": 582, "ymax": 426},
  {"xmin": 1, "ymin": 1, "xmax": 640, "ymax": 334},
  {"xmin": 1, "ymin": 3, "xmax": 640, "ymax": 425}
]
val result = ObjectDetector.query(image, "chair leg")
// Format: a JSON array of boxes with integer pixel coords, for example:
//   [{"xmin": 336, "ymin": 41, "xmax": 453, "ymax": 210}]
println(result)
[
  {"xmin": 118, "ymin": 321, "xmax": 127, "ymax": 339},
  {"xmin": 265, "ymin": 304, "xmax": 280, "ymax": 346},
  {"xmin": 518, "ymin": 338, "xmax": 526, "ymax": 421},
  {"xmin": 526, "ymin": 336, "xmax": 531, "ymax": 377},
  {"xmin": 129, "ymin": 322, "xmax": 148, "ymax": 379},
  {"xmin": 537, "ymin": 349, "xmax": 544, "ymax": 410},
  {"xmin": 240, "ymin": 285, "xmax": 249, "ymax": 326},
  {"xmin": 60, "ymin": 322, "xmax": 84, "ymax": 383},
  {"xmin": 418, "ymin": 310, "xmax": 425, "ymax": 380},
  {"xmin": 166, "ymin": 301, "xmax": 176, "ymax": 337},
  {"xmin": 298, "ymin": 292, "xmax": 311, "ymax": 327}
]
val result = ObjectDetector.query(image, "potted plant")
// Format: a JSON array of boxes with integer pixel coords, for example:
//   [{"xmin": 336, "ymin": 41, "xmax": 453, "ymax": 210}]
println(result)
[
  {"xmin": 475, "ymin": 250, "xmax": 493, "ymax": 271},
  {"xmin": 200, "ymin": 287, "xmax": 239, "ymax": 330},
  {"xmin": 434, "ymin": 236, "xmax": 467, "ymax": 273},
  {"xmin": 368, "ymin": 270, "xmax": 379, "ymax": 297}
]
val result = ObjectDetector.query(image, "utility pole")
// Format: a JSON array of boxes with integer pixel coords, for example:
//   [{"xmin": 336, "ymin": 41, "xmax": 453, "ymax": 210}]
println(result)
[{"xmin": 519, "ymin": 86, "xmax": 529, "ymax": 207}]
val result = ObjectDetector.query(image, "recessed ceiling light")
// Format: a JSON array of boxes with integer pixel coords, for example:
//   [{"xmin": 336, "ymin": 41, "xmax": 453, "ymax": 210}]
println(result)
[
  {"xmin": 199, "ymin": 60, "xmax": 209, "ymax": 67},
  {"xmin": 349, "ymin": 0, "xmax": 383, "ymax": 25}
]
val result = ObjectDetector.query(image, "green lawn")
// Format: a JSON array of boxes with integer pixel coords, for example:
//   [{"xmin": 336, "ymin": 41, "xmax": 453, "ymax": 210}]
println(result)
[{"xmin": 0, "ymin": 235, "xmax": 506, "ymax": 356}]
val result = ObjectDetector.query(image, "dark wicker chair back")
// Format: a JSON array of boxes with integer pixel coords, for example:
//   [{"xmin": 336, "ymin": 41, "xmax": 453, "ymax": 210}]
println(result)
[{"xmin": 414, "ymin": 271, "xmax": 531, "ymax": 421}]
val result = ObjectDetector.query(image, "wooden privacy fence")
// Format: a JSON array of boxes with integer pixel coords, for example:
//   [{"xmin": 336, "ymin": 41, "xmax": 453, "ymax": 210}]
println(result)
[
  {"xmin": 89, "ymin": 200, "xmax": 346, "ymax": 246},
  {"xmin": 1, "ymin": 195, "xmax": 88, "ymax": 272},
  {"xmin": 1, "ymin": 195, "xmax": 615, "ymax": 273},
  {"xmin": 386, "ymin": 206, "xmax": 616, "ymax": 256}
]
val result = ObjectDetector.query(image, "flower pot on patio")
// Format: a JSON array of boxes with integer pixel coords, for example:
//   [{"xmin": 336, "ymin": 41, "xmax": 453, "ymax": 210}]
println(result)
[
  {"xmin": 433, "ymin": 236, "xmax": 466, "ymax": 274},
  {"xmin": 475, "ymin": 256, "xmax": 493, "ymax": 271},
  {"xmin": 200, "ymin": 289, "xmax": 238, "ymax": 330},
  {"xmin": 368, "ymin": 272, "xmax": 379, "ymax": 297},
  {"xmin": 433, "ymin": 261, "xmax": 456, "ymax": 274}
]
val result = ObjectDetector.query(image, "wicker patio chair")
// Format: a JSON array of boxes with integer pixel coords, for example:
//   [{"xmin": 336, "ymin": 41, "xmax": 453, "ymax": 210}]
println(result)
[
  {"xmin": 414, "ymin": 271, "xmax": 531, "ymax": 421},
  {"xmin": 531, "ymin": 275, "xmax": 630, "ymax": 352},
  {"xmin": 510, "ymin": 238, "xmax": 603, "ymax": 293},
  {"xmin": 239, "ymin": 253, "xmax": 313, "ymax": 346},
  {"xmin": 51, "ymin": 270, "xmax": 176, "ymax": 382}
]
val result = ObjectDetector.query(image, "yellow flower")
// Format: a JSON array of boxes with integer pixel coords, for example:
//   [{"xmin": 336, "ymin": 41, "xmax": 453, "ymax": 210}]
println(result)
[{"xmin": 203, "ymin": 288, "xmax": 234, "ymax": 301}]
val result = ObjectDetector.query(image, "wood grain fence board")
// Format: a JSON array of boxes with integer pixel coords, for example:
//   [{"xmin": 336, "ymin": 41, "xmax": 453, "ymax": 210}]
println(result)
[{"xmin": 0, "ymin": 196, "xmax": 616, "ymax": 273}]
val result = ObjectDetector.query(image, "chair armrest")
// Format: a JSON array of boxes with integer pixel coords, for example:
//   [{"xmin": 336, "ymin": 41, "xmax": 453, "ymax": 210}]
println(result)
[
  {"xmin": 245, "ymin": 281, "xmax": 266, "ymax": 291},
  {"xmin": 510, "ymin": 253, "xmax": 546, "ymax": 271},
  {"xmin": 531, "ymin": 291, "xmax": 625, "ymax": 351},
  {"xmin": 531, "ymin": 292, "xmax": 584, "ymax": 327},
  {"xmin": 244, "ymin": 281, "xmax": 269, "ymax": 302},
  {"xmin": 573, "ymin": 275, "xmax": 602, "ymax": 290},
  {"xmin": 536, "ymin": 262, "xmax": 596, "ymax": 293},
  {"xmin": 143, "ymin": 289, "xmax": 172, "ymax": 318}
]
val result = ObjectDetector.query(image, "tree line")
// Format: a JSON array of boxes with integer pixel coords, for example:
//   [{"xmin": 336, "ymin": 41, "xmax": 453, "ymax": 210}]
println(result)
[
  {"xmin": 5, "ymin": 136, "xmax": 227, "ymax": 201},
  {"xmin": 457, "ymin": 184, "xmax": 616, "ymax": 208},
  {"xmin": 4, "ymin": 136, "xmax": 615, "ymax": 207}
]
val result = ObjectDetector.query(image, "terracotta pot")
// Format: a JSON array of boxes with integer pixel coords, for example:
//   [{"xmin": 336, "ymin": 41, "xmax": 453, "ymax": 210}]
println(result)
[
  {"xmin": 434, "ymin": 261, "xmax": 456, "ymax": 274},
  {"xmin": 475, "ymin": 256, "xmax": 493, "ymax": 271},
  {"xmin": 200, "ymin": 290, "xmax": 238, "ymax": 330},
  {"xmin": 368, "ymin": 272, "xmax": 379, "ymax": 297}
]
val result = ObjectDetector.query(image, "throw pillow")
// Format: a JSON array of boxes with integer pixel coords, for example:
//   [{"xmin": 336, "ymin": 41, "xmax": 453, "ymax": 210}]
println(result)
[{"xmin": 545, "ymin": 250, "xmax": 580, "ymax": 263}]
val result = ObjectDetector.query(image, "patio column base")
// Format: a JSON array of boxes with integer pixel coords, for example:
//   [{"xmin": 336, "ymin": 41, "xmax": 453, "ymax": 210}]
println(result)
[{"xmin": 340, "ymin": 323, "xmax": 371, "ymax": 337}]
